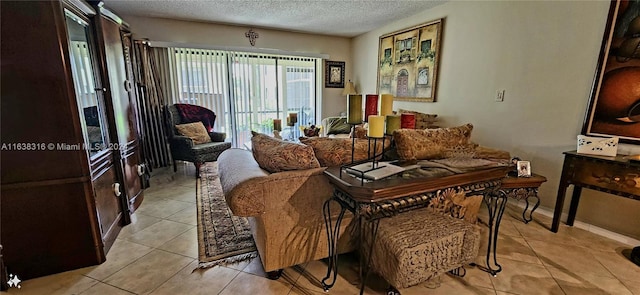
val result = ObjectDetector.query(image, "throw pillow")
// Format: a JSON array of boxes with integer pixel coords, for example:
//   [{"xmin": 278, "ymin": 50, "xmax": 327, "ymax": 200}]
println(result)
[
  {"xmin": 393, "ymin": 123, "xmax": 474, "ymax": 160},
  {"xmin": 397, "ymin": 109, "xmax": 439, "ymax": 129},
  {"xmin": 299, "ymin": 137, "xmax": 391, "ymax": 167},
  {"xmin": 427, "ymin": 188, "xmax": 482, "ymax": 224},
  {"xmin": 175, "ymin": 122, "xmax": 211, "ymax": 145},
  {"xmin": 250, "ymin": 131, "xmax": 320, "ymax": 173},
  {"xmin": 325, "ymin": 117, "xmax": 352, "ymax": 135}
]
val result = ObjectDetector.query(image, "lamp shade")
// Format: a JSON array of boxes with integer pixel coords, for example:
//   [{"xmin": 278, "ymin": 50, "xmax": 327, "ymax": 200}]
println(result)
[{"xmin": 342, "ymin": 81, "xmax": 357, "ymax": 96}]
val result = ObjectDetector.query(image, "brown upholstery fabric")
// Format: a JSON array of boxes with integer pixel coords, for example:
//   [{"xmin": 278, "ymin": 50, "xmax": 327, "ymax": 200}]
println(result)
[
  {"xmin": 175, "ymin": 122, "xmax": 212, "ymax": 144},
  {"xmin": 218, "ymin": 148, "xmax": 355, "ymax": 272},
  {"xmin": 250, "ymin": 131, "xmax": 320, "ymax": 173},
  {"xmin": 426, "ymin": 188, "xmax": 483, "ymax": 224},
  {"xmin": 397, "ymin": 109, "xmax": 439, "ymax": 129},
  {"xmin": 393, "ymin": 123, "xmax": 474, "ymax": 160},
  {"xmin": 300, "ymin": 137, "xmax": 391, "ymax": 167},
  {"xmin": 364, "ymin": 208, "xmax": 481, "ymax": 289}
]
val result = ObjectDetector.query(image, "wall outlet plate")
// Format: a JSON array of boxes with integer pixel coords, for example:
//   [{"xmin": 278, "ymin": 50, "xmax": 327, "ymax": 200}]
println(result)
[{"xmin": 495, "ymin": 89, "xmax": 505, "ymax": 102}]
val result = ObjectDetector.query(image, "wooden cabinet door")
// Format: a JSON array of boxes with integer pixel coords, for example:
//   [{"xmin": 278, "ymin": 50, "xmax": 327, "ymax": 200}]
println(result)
[{"xmin": 97, "ymin": 12, "xmax": 144, "ymax": 216}]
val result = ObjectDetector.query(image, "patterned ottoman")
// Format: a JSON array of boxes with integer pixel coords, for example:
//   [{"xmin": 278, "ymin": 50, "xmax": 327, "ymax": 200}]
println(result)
[{"xmin": 363, "ymin": 207, "xmax": 481, "ymax": 290}]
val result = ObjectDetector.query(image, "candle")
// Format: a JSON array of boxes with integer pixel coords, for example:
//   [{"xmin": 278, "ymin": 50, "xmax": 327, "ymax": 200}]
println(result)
[
  {"xmin": 400, "ymin": 113, "xmax": 416, "ymax": 129},
  {"xmin": 380, "ymin": 94, "xmax": 394, "ymax": 116},
  {"xmin": 289, "ymin": 113, "xmax": 298, "ymax": 124},
  {"xmin": 286, "ymin": 116, "xmax": 294, "ymax": 126},
  {"xmin": 347, "ymin": 94, "xmax": 363, "ymax": 124},
  {"xmin": 273, "ymin": 119, "xmax": 282, "ymax": 131},
  {"xmin": 367, "ymin": 115, "xmax": 385, "ymax": 138},
  {"xmin": 364, "ymin": 94, "xmax": 379, "ymax": 122},
  {"xmin": 385, "ymin": 115, "xmax": 401, "ymax": 135}
]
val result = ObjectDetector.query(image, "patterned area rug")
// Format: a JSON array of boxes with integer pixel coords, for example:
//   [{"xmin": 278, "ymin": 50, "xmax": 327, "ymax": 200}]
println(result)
[{"xmin": 196, "ymin": 162, "xmax": 257, "ymax": 269}]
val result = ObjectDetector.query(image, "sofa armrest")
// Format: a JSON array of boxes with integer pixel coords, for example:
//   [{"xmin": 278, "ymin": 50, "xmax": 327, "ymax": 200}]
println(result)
[
  {"xmin": 209, "ymin": 131, "xmax": 226, "ymax": 142},
  {"xmin": 218, "ymin": 148, "xmax": 328, "ymax": 217}
]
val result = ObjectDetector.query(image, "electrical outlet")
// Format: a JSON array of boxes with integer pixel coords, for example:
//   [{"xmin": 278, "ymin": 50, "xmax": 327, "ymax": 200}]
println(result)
[{"xmin": 495, "ymin": 89, "xmax": 505, "ymax": 102}]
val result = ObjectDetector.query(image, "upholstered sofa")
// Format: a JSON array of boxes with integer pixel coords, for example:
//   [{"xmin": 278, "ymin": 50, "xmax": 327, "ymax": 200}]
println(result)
[
  {"xmin": 217, "ymin": 148, "xmax": 355, "ymax": 278},
  {"xmin": 218, "ymin": 124, "xmax": 510, "ymax": 279}
]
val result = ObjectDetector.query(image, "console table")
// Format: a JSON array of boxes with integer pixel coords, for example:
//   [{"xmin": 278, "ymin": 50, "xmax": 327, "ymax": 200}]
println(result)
[
  {"xmin": 552, "ymin": 151, "xmax": 640, "ymax": 233},
  {"xmin": 320, "ymin": 165, "xmax": 512, "ymax": 294}
]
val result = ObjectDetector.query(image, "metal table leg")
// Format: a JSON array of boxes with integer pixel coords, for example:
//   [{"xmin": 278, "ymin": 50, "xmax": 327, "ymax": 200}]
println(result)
[
  {"xmin": 321, "ymin": 196, "xmax": 346, "ymax": 291},
  {"xmin": 358, "ymin": 217, "xmax": 380, "ymax": 295},
  {"xmin": 476, "ymin": 190, "xmax": 507, "ymax": 276},
  {"xmin": 522, "ymin": 189, "xmax": 540, "ymax": 224}
]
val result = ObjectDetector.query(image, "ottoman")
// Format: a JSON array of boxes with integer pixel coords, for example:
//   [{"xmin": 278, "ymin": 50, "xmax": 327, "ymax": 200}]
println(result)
[{"xmin": 363, "ymin": 207, "xmax": 481, "ymax": 290}]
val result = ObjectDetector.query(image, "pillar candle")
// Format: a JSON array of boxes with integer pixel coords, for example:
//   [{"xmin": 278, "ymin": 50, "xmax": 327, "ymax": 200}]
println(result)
[
  {"xmin": 347, "ymin": 94, "xmax": 363, "ymax": 124},
  {"xmin": 364, "ymin": 94, "xmax": 379, "ymax": 122},
  {"xmin": 367, "ymin": 115, "xmax": 385, "ymax": 138},
  {"xmin": 289, "ymin": 113, "xmax": 298, "ymax": 124},
  {"xmin": 400, "ymin": 113, "xmax": 416, "ymax": 129},
  {"xmin": 273, "ymin": 119, "xmax": 282, "ymax": 131},
  {"xmin": 286, "ymin": 116, "xmax": 294, "ymax": 126},
  {"xmin": 385, "ymin": 115, "xmax": 401, "ymax": 135},
  {"xmin": 380, "ymin": 94, "xmax": 394, "ymax": 117}
]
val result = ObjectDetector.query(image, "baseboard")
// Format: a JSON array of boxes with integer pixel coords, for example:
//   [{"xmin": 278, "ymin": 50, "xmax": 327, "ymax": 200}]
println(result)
[{"xmin": 509, "ymin": 202, "xmax": 640, "ymax": 246}]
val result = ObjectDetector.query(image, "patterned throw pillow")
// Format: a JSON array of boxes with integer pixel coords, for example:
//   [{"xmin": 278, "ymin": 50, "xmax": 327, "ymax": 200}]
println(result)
[
  {"xmin": 250, "ymin": 131, "xmax": 320, "ymax": 173},
  {"xmin": 397, "ymin": 109, "xmax": 439, "ymax": 129},
  {"xmin": 175, "ymin": 122, "xmax": 211, "ymax": 145},
  {"xmin": 393, "ymin": 123, "xmax": 474, "ymax": 160},
  {"xmin": 299, "ymin": 137, "xmax": 391, "ymax": 167}
]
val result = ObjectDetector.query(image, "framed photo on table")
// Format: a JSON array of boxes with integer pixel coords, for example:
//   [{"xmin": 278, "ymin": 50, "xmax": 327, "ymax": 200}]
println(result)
[
  {"xmin": 582, "ymin": 0, "xmax": 640, "ymax": 143},
  {"xmin": 517, "ymin": 161, "xmax": 532, "ymax": 177},
  {"xmin": 325, "ymin": 60, "xmax": 345, "ymax": 88}
]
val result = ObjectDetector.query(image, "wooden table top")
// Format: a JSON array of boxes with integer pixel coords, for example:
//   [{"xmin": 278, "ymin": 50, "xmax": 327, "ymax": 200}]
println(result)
[{"xmin": 324, "ymin": 165, "xmax": 512, "ymax": 203}]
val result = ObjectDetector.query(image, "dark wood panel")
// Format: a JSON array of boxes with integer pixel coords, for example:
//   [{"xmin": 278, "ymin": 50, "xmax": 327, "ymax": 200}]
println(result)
[
  {"xmin": 92, "ymin": 165, "xmax": 124, "ymax": 251},
  {"xmin": 0, "ymin": 0, "xmax": 89, "ymax": 183},
  {"xmin": 1, "ymin": 182, "xmax": 104, "ymax": 280},
  {"xmin": 122, "ymin": 145, "xmax": 144, "ymax": 212}
]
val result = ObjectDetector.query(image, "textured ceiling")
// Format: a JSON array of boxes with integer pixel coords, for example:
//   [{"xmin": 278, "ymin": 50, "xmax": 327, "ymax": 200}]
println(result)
[{"xmin": 102, "ymin": 0, "xmax": 446, "ymax": 37}]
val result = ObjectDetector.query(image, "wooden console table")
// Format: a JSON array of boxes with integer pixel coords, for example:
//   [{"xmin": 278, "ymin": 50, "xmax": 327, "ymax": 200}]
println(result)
[
  {"xmin": 320, "ymin": 165, "xmax": 512, "ymax": 294},
  {"xmin": 552, "ymin": 151, "xmax": 640, "ymax": 233}
]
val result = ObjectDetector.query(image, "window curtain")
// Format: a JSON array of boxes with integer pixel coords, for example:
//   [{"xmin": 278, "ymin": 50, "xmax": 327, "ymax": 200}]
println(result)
[{"xmin": 132, "ymin": 41, "xmax": 171, "ymax": 168}]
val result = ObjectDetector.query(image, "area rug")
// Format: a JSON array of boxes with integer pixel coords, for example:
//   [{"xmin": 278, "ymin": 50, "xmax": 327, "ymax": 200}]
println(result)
[{"xmin": 196, "ymin": 162, "xmax": 257, "ymax": 269}]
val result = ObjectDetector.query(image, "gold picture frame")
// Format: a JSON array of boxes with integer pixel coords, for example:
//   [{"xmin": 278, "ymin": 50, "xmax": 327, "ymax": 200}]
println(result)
[{"xmin": 377, "ymin": 18, "xmax": 443, "ymax": 102}]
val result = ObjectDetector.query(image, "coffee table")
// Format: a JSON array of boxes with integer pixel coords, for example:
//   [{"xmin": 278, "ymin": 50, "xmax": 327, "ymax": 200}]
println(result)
[{"xmin": 320, "ymin": 164, "xmax": 512, "ymax": 294}]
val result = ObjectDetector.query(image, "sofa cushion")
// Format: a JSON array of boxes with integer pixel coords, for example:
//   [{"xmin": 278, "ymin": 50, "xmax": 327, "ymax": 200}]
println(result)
[
  {"xmin": 394, "ymin": 123, "xmax": 474, "ymax": 160},
  {"xmin": 251, "ymin": 131, "xmax": 320, "ymax": 173},
  {"xmin": 324, "ymin": 117, "xmax": 352, "ymax": 135},
  {"xmin": 397, "ymin": 109, "xmax": 439, "ymax": 129},
  {"xmin": 300, "ymin": 137, "xmax": 391, "ymax": 167},
  {"xmin": 175, "ymin": 122, "xmax": 212, "ymax": 144}
]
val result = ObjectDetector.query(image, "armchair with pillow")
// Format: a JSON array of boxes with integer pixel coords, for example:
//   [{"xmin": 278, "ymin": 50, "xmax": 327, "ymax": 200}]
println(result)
[{"xmin": 166, "ymin": 104, "xmax": 232, "ymax": 177}]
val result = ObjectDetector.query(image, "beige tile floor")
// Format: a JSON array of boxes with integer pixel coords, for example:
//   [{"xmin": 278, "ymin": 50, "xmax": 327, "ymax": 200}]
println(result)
[{"xmin": 4, "ymin": 162, "xmax": 640, "ymax": 295}]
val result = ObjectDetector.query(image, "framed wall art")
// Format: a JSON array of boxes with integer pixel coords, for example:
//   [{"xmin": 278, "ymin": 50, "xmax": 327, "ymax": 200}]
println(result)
[
  {"xmin": 377, "ymin": 18, "xmax": 443, "ymax": 102},
  {"xmin": 582, "ymin": 0, "xmax": 640, "ymax": 143},
  {"xmin": 324, "ymin": 60, "xmax": 345, "ymax": 88}
]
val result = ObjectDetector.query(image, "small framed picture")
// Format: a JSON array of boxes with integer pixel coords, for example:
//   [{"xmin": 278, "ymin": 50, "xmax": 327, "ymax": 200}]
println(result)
[
  {"xmin": 517, "ymin": 161, "xmax": 532, "ymax": 177},
  {"xmin": 324, "ymin": 60, "xmax": 345, "ymax": 88}
]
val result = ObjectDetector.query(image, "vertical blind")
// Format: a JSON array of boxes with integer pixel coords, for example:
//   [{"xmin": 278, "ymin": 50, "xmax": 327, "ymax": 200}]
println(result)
[{"xmin": 163, "ymin": 47, "xmax": 320, "ymax": 148}]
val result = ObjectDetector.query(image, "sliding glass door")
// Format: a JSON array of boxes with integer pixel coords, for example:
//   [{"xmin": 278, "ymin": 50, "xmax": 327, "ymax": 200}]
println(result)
[{"xmin": 167, "ymin": 48, "xmax": 319, "ymax": 147}]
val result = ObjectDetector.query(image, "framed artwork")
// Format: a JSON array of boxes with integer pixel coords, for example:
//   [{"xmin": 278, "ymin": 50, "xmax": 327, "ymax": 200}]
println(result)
[
  {"xmin": 325, "ymin": 60, "xmax": 345, "ymax": 88},
  {"xmin": 517, "ymin": 161, "xmax": 532, "ymax": 178},
  {"xmin": 377, "ymin": 18, "xmax": 443, "ymax": 102},
  {"xmin": 582, "ymin": 0, "xmax": 640, "ymax": 143}
]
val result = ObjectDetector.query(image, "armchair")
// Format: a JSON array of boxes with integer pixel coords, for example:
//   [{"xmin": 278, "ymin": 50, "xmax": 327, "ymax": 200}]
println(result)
[{"xmin": 166, "ymin": 104, "xmax": 232, "ymax": 177}]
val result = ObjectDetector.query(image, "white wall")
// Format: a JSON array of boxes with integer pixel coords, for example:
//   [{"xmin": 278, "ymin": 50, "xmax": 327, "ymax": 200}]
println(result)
[
  {"xmin": 353, "ymin": 0, "xmax": 640, "ymax": 239},
  {"xmin": 119, "ymin": 15, "xmax": 353, "ymax": 118}
]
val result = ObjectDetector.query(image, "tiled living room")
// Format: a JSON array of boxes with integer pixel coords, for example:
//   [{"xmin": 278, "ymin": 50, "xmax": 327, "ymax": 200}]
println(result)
[
  {"xmin": 2, "ymin": 0, "xmax": 640, "ymax": 294},
  {"xmin": 5, "ymin": 163, "xmax": 639, "ymax": 295}
]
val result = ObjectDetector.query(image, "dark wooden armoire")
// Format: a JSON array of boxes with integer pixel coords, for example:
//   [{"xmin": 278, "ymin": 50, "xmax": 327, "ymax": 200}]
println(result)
[{"xmin": 0, "ymin": 0, "xmax": 145, "ymax": 281}]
